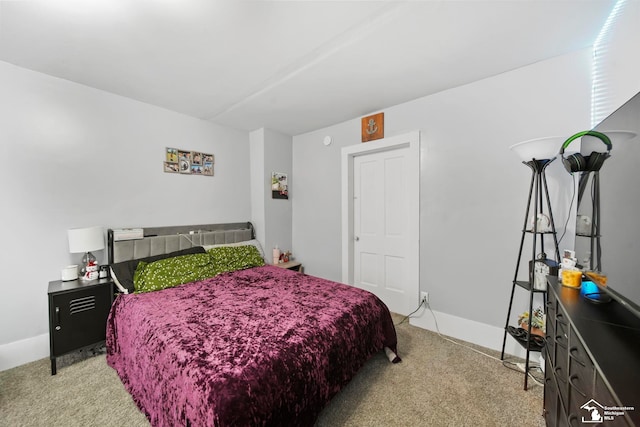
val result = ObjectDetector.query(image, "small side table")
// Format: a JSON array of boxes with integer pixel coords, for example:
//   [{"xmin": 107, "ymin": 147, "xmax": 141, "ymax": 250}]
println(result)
[
  {"xmin": 48, "ymin": 278, "xmax": 114, "ymax": 375},
  {"xmin": 275, "ymin": 260, "xmax": 303, "ymax": 272}
]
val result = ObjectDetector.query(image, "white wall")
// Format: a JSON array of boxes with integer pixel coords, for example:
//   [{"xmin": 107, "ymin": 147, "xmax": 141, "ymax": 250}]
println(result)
[
  {"xmin": 249, "ymin": 128, "xmax": 293, "ymax": 262},
  {"xmin": 293, "ymin": 1, "xmax": 640, "ymax": 352},
  {"xmin": 593, "ymin": 0, "xmax": 640, "ymax": 125},
  {"xmin": 292, "ymin": 119, "xmax": 359, "ymax": 280},
  {"xmin": 293, "ymin": 49, "xmax": 593, "ymax": 353},
  {"xmin": 263, "ymin": 129, "xmax": 293, "ymax": 260},
  {"xmin": 608, "ymin": 0, "xmax": 640, "ymax": 109},
  {"xmin": 0, "ymin": 61, "xmax": 251, "ymax": 369},
  {"xmin": 250, "ymin": 129, "xmax": 267, "ymax": 247}
]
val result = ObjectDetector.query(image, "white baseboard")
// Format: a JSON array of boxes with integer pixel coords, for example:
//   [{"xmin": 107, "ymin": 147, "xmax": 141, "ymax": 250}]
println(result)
[
  {"xmin": 0, "ymin": 333, "xmax": 49, "ymax": 372},
  {"xmin": 409, "ymin": 306, "xmax": 531, "ymax": 361}
]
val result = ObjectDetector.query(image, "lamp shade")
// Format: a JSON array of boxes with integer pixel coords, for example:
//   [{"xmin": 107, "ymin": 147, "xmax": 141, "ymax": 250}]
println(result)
[
  {"xmin": 68, "ymin": 226, "xmax": 105, "ymax": 253},
  {"xmin": 581, "ymin": 131, "xmax": 637, "ymax": 153},
  {"xmin": 509, "ymin": 136, "xmax": 566, "ymax": 162}
]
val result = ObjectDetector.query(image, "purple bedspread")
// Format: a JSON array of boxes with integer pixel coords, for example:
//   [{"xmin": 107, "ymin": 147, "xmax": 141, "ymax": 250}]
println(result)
[{"xmin": 106, "ymin": 265, "xmax": 399, "ymax": 427}]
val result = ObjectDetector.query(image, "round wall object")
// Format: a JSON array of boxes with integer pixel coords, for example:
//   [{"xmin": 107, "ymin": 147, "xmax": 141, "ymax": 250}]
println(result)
[{"xmin": 323, "ymin": 136, "xmax": 332, "ymax": 146}]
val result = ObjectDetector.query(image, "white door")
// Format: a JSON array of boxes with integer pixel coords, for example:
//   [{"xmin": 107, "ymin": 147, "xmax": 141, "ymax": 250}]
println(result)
[{"xmin": 353, "ymin": 145, "xmax": 415, "ymax": 314}]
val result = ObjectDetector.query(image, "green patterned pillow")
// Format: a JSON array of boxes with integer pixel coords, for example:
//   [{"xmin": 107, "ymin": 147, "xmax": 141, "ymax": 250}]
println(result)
[
  {"xmin": 133, "ymin": 253, "xmax": 217, "ymax": 293},
  {"xmin": 207, "ymin": 245, "xmax": 265, "ymax": 275}
]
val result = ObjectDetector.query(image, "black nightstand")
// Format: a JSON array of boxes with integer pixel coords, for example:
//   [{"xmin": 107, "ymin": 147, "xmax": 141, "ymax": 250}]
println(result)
[{"xmin": 48, "ymin": 278, "xmax": 114, "ymax": 375}]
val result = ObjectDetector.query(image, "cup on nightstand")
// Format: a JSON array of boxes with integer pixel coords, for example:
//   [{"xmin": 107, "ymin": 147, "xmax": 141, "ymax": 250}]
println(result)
[{"xmin": 61, "ymin": 265, "xmax": 78, "ymax": 282}]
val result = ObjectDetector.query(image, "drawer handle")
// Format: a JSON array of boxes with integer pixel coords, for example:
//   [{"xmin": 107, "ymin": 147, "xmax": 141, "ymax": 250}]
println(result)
[
  {"xmin": 568, "ymin": 414, "xmax": 579, "ymax": 426},
  {"xmin": 568, "ymin": 375, "xmax": 587, "ymax": 398},
  {"xmin": 555, "ymin": 334, "xmax": 567, "ymax": 347},
  {"xmin": 556, "ymin": 313, "xmax": 568, "ymax": 325},
  {"xmin": 55, "ymin": 307, "xmax": 61, "ymax": 331},
  {"xmin": 569, "ymin": 347, "xmax": 586, "ymax": 367}
]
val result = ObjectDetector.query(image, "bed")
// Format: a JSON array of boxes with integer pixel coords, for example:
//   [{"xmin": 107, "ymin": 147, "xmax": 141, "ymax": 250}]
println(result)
[{"xmin": 105, "ymin": 222, "xmax": 400, "ymax": 426}]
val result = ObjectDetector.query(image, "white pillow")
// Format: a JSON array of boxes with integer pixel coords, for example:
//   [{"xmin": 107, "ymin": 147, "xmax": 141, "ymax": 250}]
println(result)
[{"xmin": 202, "ymin": 239, "xmax": 266, "ymax": 261}]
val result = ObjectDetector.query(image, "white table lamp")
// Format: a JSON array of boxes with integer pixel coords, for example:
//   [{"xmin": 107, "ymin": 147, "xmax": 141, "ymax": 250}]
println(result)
[{"xmin": 68, "ymin": 226, "xmax": 104, "ymax": 281}]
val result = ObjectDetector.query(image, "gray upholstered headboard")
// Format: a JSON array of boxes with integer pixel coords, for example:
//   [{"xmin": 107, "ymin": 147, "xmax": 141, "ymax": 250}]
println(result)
[{"xmin": 108, "ymin": 222, "xmax": 255, "ymax": 264}]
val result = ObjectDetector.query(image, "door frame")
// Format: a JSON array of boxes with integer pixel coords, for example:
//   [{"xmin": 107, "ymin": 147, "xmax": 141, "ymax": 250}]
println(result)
[{"xmin": 341, "ymin": 130, "xmax": 420, "ymax": 306}]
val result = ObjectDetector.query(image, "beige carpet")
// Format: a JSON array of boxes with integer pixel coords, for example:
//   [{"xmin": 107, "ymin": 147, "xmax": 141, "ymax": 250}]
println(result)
[{"xmin": 0, "ymin": 315, "xmax": 544, "ymax": 426}]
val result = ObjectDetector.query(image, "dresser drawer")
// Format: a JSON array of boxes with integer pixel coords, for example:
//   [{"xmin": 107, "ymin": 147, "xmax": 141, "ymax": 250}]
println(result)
[
  {"xmin": 553, "ymin": 304, "xmax": 570, "ymax": 408},
  {"xmin": 566, "ymin": 340, "xmax": 594, "ymax": 427},
  {"xmin": 545, "ymin": 356, "xmax": 561, "ymax": 426},
  {"xmin": 546, "ymin": 296, "xmax": 557, "ymax": 321},
  {"xmin": 568, "ymin": 331, "xmax": 595, "ymax": 409},
  {"xmin": 554, "ymin": 307, "xmax": 569, "ymax": 348},
  {"xmin": 593, "ymin": 374, "xmax": 634, "ymax": 426},
  {"xmin": 545, "ymin": 299, "xmax": 557, "ymax": 365}
]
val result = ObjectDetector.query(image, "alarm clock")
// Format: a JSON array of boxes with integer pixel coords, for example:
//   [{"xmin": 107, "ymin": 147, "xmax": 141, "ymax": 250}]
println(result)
[
  {"xmin": 530, "ymin": 254, "xmax": 559, "ymax": 291},
  {"xmin": 99, "ymin": 265, "xmax": 109, "ymax": 279}
]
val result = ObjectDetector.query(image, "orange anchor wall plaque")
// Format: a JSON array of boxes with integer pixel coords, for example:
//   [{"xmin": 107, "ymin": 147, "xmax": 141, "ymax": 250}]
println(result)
[{"xmin": 361, "ymin": 112, "xmax": 384, "ymax": 142}]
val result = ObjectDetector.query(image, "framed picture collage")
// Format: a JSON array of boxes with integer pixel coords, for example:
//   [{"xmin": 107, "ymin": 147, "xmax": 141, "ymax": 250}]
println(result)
[{"xmin": 164, "ymin": 147, "xmax": 214, "ymax": 176}]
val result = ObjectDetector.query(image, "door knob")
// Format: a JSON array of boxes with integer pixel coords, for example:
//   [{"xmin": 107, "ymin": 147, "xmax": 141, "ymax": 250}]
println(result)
[{"xmin": 355, "ymin": 236, "xmax": 360, "ymax": 241}]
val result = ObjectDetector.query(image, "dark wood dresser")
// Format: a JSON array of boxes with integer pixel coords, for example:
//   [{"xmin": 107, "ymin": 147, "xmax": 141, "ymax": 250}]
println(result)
[{"xmin": 544, "ymin": 277, "xmax": 640, "ymax": 426}]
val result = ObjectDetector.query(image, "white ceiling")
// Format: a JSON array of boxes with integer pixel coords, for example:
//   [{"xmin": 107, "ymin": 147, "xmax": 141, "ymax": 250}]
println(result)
[{"xmin": 0, "ymin": 1, "xmax": 616, "ymax": 136}]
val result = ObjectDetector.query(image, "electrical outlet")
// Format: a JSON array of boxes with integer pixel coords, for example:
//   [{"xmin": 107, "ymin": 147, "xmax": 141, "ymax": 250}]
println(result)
[{"xmin": 420, "ymin": 292, "xmax": 429, "ymax": 304}]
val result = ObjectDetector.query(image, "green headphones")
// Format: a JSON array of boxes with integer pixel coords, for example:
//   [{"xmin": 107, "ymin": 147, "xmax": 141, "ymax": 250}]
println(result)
[{"xmin": 560, "ymin": 131, "xmax": 612, "ymax": 173}]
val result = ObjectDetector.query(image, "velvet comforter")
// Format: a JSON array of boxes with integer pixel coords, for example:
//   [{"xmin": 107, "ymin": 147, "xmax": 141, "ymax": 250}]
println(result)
[{"xmin": 106, "ymin": 265, "xmax": 399, "ymax": 427}]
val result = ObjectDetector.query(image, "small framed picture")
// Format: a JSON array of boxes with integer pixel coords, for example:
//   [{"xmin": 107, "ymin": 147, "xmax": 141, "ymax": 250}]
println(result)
[
  {"xmin": 361, "ymin": 112, "xmax": 384, "ymax": 142},
  {"xmin": 178, "ymin": 150, "xmax": 191, "ymax": 174},
  {"xmin": 191, "ymin": 164, "xmax": 203, "ymax": 174},
  {"xmin": 192, "ymin": 152, "xmax": 203, "ymax": 165},
  {"xmin": 166, "ymin": 147, "xmax": 179, "ymax": 163},
  {"xmin": 272, "ymin": 172, "xmax": 288, "ymax": 199},
  {"xmin": 203, "ymin": 153, "xmax": 214, "ymax": 163},
  {"xmin": 164, "ymin": 161, "xmax": 179, "ymax": 173},
  {"xmin": 203, "ymin": 162, "xmax": 214, "ymax": 176}
]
